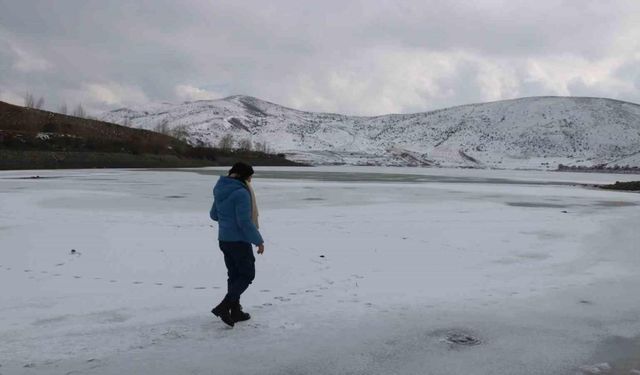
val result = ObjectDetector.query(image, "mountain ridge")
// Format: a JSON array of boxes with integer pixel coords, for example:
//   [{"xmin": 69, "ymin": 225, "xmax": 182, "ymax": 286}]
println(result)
[{"xmin": 100, "ymin": 95, "xmax": 640, "ymax": 169}]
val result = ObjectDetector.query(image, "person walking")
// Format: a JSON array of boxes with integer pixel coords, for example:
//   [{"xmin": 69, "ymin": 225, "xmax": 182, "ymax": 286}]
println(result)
[{"xmin": 209, "ymin": 162, "xmax": 264, "ymax": 327}]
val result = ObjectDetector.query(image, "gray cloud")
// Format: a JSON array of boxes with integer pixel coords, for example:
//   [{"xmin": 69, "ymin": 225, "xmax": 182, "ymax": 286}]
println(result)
[{"xmin": 1, "ymin": 0, "xmax": 639, "ymax": 116}]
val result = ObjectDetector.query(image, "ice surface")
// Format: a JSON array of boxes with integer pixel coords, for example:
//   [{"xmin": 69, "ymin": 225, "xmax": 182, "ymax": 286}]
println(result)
[{"xmin": 1, "ymin": 166, "xmax": 640, "ymax": 374}]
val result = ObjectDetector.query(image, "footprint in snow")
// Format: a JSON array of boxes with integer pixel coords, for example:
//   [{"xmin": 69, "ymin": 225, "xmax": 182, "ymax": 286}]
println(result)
[{"xmin": 279, "ymin": 322, "xmax": 300, "ymax": 330}]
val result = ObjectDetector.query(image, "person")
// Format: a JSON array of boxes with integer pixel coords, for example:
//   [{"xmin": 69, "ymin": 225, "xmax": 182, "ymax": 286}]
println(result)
[{"xmin": 209, "ymin": 162, "xmax": 265, "ymax": 327}]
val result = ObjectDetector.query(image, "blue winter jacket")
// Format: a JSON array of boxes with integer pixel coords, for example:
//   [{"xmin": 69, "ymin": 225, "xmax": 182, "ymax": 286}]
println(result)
[{"xmin": 210, "ymin": 176, "xmax": 264, "ymax": 245}]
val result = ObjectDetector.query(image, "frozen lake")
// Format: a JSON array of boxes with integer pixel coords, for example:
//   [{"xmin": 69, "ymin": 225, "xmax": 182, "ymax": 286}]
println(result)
[{"xmin": 1, "ymin": 166, "xmax": 640, "ymax": 374}]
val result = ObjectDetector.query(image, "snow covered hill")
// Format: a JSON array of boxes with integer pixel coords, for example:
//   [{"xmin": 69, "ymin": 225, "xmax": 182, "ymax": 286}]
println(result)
[{"xmin": 100, "ymin": 96, "xmax": 640, "ymax": 169}]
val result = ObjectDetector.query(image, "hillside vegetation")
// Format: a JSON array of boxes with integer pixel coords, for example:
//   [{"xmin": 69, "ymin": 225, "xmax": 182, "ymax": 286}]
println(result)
[{"xmin": 0, "ymin": 100, "xmax": 301, "ymax": 170}]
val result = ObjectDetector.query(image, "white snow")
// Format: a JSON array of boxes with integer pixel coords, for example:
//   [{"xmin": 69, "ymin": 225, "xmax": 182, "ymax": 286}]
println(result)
[{"xmin": 1, "ymin": 166, "xmax": 640, "ymax": 374}]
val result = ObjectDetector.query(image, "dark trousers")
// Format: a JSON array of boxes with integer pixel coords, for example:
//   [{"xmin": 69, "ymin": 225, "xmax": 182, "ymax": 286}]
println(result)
[{"xmin": 219, "ymin": 241, "xmax": 255, "ymax": 303}]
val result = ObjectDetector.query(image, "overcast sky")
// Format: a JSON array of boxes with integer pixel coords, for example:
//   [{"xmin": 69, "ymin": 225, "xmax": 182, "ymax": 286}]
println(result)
[{"xmin": 1, "ymin": 0, "xmax": 639, "ymax": 116}]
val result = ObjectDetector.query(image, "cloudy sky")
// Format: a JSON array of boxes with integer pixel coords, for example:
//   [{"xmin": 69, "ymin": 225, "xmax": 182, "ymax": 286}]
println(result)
[{"xmin": 1, "ymin": 0, "xmax": 639, "ymax": 116}]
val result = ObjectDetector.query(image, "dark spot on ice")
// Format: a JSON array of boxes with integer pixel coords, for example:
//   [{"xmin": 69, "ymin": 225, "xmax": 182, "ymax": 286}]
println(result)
[
  {"xmin": 579, "ymin": 300, "xmax": 593, "ymax": 305},
  {"xmin": 173, "ymin": 285, "xmax": 184, "ymax": 289},
  {"xmin": 507, "ymin": 202, "xmax": 568, "ymax": 208},
  {"xmin": 70, "ymin": 249, "xmax": 76, "ymax": 254},
  {"xmin": 133, "ymin": 281, "xmax": 143, "ymax": 284},
  {"xmin": 319, "ymin": 255, "xmax": 325, "ymax": 258},
  {"xmin": 303, "ymin": 197, "xmax": 324, "ymax": 201},
  {"xmin": 561, "ymin": 210, "xmax": 569, "ymax": 213},
  {"xmin": 444, "ymin": 332, "xmax": 481, "ymax": 346},
  {"xmin": 194, "ymin": 287, "xmax": 206, "ymax": 290},
  {"xmin": 165, "ymin": 195, "xmax": 186, "ymax": 199}
]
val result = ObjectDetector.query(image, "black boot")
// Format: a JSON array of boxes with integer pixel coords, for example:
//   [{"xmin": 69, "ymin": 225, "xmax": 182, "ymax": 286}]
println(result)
[
  {"xmin": 211, "ymin": 298, "xmax": 235, "ymax": 327},
  {"xmin": 230, "ymin": 302, "xmax": 251, "ymax": 322}
]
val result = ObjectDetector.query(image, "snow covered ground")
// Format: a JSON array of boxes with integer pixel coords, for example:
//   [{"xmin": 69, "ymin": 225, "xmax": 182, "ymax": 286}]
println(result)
[{"xmin": 1, "ymin": 166, "xmax": 640, "ymax": 374}]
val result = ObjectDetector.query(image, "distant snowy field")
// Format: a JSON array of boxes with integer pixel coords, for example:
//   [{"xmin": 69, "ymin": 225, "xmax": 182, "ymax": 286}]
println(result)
[{"xmin": 1, "ymin": 167, "xmax": 640, "ymax": 375}]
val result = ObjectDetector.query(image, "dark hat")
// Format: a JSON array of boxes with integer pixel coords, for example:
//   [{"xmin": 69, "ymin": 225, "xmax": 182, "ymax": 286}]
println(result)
[{"xmin": 228, "ymin": 162, "xmax": 254, "ymax": 181}]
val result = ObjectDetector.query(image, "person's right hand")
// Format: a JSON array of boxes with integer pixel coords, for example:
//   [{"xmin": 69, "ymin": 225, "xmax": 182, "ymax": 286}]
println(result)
[{"xmin": 257, "ymin": 243, "xmax": 265, "ymax": 255}]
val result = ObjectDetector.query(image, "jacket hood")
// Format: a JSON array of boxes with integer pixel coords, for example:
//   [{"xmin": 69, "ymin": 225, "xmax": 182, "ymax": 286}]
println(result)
[{"xmin": 213, "ymin": 176, "xmax": 247, "ymax": 203}]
